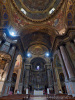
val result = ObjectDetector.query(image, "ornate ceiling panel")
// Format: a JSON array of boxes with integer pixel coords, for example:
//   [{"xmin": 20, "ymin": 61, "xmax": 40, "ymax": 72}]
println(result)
[
  {"xmin": 11, "ymin": 0, "xmax": 64, "ymax": 21},
  {"xmin": 28, "ymin": 45, "xmax": 48, "ymax": 55},
  {"xmin": 65, "ymin": 0, "xmax": 75, "ymax": 26},
  {"xmin": 7, "ymin": 0, "xmax": 66, "ymax": 36},
  {"xmin": 1, "ymin": 0, "xmax": 75, "ymax": 38},
  {"xmin": 22, "ymin": 0, "xmax": 51, "ymax": 11}
]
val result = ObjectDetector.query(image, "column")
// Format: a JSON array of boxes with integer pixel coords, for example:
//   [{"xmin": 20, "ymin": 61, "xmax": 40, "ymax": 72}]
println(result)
[
  {"xmin": 7, "ymin": 45, "xmax": 17, "ymax": 81},
  {"xmin": 24, "ymin": 66, "xmax": 30, "ymax": 88},
  {"xmin": 58, "ymin": 49, "xmax": 69, "ymax": 81},
  {"xmin": 74, "ymin": 39, "xmax": 75, "ymax": 43},
  {"xmin": 70, "ymin": 41, "xmax": 75, "ymax": 69},
  {"xmin": 0, "ymin": 41, "xmax": 10, "ymax": 53},
  {"xmin": 0, "ymin": 39, "xmax": 2, "ymax": 47},
  {"xmin": 2, "ymin": 45, "xmax": 17, "ymax": 96},
  {"xmin": 70, "ymin": 41, "xmax": 75, "ymax": 52},
  {"xmin": 18, "ymin": 59, "xmax": 25, "ymax": 94},
  {"xmin": 24, "ymin": 65, "xmax": 30, "ymax": 94},
  {"xmin": 60, "ymin": 45, "xmax": 75, "ymax": 97},
  {"xmin": 51, "ymin": 61, "xmax": 59, "ymax": 94},
  {"xmin": 60, "ymin": 45, "xmax": 75, "ymax": 79},
  {"xmin": 14, "ymin": 68, "xmax": 21, "ymax": 94},
  {"xmin": 47, "ymin": 65, "xmax": 53, "ymax": 93},
  {"xmin": 0, "ymin": 62, "xmax": 10, "ymax": 96},
  {"xmin": 55, "ymin": 68, "xmax": 62, "ymax": 92}
]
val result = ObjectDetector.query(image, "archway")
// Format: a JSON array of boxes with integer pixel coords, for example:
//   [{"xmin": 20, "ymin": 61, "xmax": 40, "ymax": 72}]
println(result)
[
  {"xmin": 54, "ymin": 54, "xmax": 67, "ymax": 94},
  {"xmin": 10, "ymin": 54, "xmax": 22, "ymax": 94},
  {"xmin": 10, "ymin": 73, "xmax": 17, "ymax": 93},
  {"xmin": 29, "ymin": 57, "xmax": 47, "ymax": 94}
]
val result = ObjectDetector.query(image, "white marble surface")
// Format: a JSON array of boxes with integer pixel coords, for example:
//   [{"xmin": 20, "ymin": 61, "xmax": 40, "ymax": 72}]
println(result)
[
  {"xmin": 30, "ymin": 97, "xmax": 47, "ymax": 100},
  {"xmin": 34, "ymin": 90, "xmax": 43, "ymax": 95}
]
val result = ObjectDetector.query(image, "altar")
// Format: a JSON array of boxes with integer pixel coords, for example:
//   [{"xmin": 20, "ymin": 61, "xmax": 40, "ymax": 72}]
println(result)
[{"xmin": 34, "ymin": 90, "xmax": 43, "ymax": 95}]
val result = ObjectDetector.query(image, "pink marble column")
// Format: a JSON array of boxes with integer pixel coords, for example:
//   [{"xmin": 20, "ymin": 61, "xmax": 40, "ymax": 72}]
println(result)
[
  {"xmin": 52, "ymin": 63, "xmax": 59, "ymax": 94},
  {"xmin": 60, "ymin": 46, "xmax": 75, "ymax": 79},
  {"xmin": 58, "ymin": 50, "xmax": 69, "ymax": 80},
  {"xmin": 14, "ymin": 69, "xmax": 21, "ymax": 93}
]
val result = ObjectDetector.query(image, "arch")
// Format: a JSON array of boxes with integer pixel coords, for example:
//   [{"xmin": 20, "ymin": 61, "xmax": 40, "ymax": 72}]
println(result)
[
  {"xmin": 30, "ymin": 57, "xmax": 46, "ymax": 70},
  {"xmin": 54, "ymin": 54, "xmax": 62, "ymax": 68},
  {"xmin": 59, "ymin": 73, "xmax": 65, "ymax": 82},
  {"xmin": 30, "ymin": 57, "xmax": 46, "ymax": 64},
  {"xmin": 11, "ymin": 73, "xmax": 17, "ymax": 82}
]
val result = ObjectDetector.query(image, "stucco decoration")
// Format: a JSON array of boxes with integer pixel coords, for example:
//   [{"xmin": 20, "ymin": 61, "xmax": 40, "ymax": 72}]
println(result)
[
  {"xmin": 28, "ymin": 45, "xmax": 49, "ymax": 55},
  {"xmin": 12, "ymin": 0, "xmax": 64, "ymax": 21},
  {"xmin": 66, "ymin": 0, "xmax": 75, "ymax": 26}
]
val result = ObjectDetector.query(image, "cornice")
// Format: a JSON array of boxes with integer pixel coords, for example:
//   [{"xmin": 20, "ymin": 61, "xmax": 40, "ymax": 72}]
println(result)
[{"xmin": 52, "ymin": 27, "xmax": 75, "ymax": 52}]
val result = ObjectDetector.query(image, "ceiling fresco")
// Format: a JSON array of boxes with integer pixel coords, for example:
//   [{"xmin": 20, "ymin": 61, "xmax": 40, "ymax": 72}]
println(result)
[
  {"xmin": 12, "ymin": 0, "xmax": 63, "ymax": 21},
  {"xmin": 22, "ymin": 0, "xmax": 51, "ymax": 11},
  {"xmin": 0, "ymin": 0, "xmax": 75, "ymax": 38},
  {"xmin": 28, "ymin": 45, "xmax": 49, "ymax": 56},
  {"xmin": 66, "ymin": 0, "xmax": 75, "ymax": 26}
]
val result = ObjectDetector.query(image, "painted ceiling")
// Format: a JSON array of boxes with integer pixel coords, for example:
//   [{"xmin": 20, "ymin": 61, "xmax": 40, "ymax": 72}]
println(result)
[
  {"xmin": 0, "ymin": 0, "xmax": 75, "ymax": 35},
  {"xmin": 12, "ymin": 0, "xmax": 63, "ymax": 21},
  {"xmin": 0, "ymin": 0, "xmax": 75, "ymax": 52}
]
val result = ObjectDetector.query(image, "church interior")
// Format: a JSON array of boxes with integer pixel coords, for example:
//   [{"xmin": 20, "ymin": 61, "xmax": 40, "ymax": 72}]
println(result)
[{"xmin": 0, "ymin": 0, "xmax": 75, "ymax": 100}]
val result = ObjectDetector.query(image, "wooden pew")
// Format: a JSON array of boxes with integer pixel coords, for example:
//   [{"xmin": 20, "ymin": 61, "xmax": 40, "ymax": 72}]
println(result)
[
  {"xmin": 47, "ymin": 94, "xmax": 75, "ymax": 100},
  {"xmin": 0, "ymin": 94, "xmax": 30, "ymax": 100}
]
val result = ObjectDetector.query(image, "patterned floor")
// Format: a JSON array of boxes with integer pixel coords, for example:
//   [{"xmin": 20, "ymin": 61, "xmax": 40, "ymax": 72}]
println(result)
[{"xmin": 29, "ymin": 96, "xmax": 47, "ymax": 100}]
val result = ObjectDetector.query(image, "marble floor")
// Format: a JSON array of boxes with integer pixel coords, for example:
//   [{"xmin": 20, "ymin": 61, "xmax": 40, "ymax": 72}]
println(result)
[{"xmin": 29, "ymin": 96, "xmax": 47, "ymax": 100}]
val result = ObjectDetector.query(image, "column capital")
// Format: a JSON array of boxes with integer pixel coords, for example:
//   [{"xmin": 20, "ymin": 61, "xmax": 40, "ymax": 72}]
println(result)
[{"xmin": 59, "ymin": 43, "xmax": 66, "ymax": 48}]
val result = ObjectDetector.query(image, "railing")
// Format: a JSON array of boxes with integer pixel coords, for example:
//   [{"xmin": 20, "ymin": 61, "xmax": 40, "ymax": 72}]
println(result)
[{"xmin": 46, "ymin": 94, "xmax": 75, "ymax": 100}]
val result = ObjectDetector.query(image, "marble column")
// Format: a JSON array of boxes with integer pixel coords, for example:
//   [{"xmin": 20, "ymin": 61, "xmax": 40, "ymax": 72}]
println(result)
[
  {"xmin": 70, "ymin": 41, "xmax": 75, "ymax": 72},
  {"xmin": 14, "ymin": 68, "xmax": 21, "ymax": 94},
  {"xmin": 7, "ymin": 45, "xmax": 17, "ymax": 81},
  {"xmin": 55, "ymin": 68, "xmax": 62, "ymax": 92},
  {"xmin": 24, "ymin": 65, "xmax": 30, "ymax": 89},
  {"xmin": 47, "ymin": 65, "xmax": 53, "ymax": 93},
  {"xmin": 0, "ymin": 62, "xmax": 10, "ymax": 96},
  {"xmin": 60, "ymin": 46, "xmax": 75, "ymax": 79},
  {"xmin": 53, "ymin": 68, "xmax": 59, "ymax": 94},
  {"xmin": 18, "ymin": 59, "xmax": 25, "ymax": 94},
  {"xmin": 0, "ymin": 39, "xmax": 2, "ymax": 47},
  {"xmin": 70, "ymin": 41, "xmax": 75, "ymax": 52},
  {"xmin": 60, "ymin": 45, "xmax": 75, "ymax": 97},
  {"xmin": 2, "ymin": 46, "xmax": 17, "ymax": 96},
  {"xmin": 51, "ymin": 60, "xmax": 59, "ymax": 94},
  {"xmin": 58, "ymin": 49, "xmax": 69, "ymax": 81}
]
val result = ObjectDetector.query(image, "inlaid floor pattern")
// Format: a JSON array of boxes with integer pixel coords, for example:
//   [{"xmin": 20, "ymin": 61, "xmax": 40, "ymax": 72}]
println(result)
[{"xmin": 29, "ymin": 96, "xmax": 47, "ymax": 100}]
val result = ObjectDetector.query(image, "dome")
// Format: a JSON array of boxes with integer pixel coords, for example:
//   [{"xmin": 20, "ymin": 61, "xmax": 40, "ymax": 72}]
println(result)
[{"xmin": 12, "ymin": 0, "xmax": 63, "ymax": 21}]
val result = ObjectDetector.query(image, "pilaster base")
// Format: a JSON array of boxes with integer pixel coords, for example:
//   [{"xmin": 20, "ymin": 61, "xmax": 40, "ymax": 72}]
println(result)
[
  {"xmin": 0, "ymin": 81, "xmax": 4, "ymax": 96},
  {"xmin": 54, "ymin": 82, "xmax": 59, "ymax": 94},
  {"xmin": 65, "ymin": 79, "xmax": 75, "ymax": 97},
  {"xmin": 2, "ymin": 81, "xmax": 11, "ymax": 96},
  {"xmin": 18, "ymin": 83, "xmax": 23, "ymax": 94}
]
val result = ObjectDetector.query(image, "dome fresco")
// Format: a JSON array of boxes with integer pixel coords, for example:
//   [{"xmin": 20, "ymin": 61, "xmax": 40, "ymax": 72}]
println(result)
[
  {"xmin": 28, "ymin": 45, "xmax": 49, "ymax": 55},
  {"xmin": 22, "ymin": 0, "xmax": 53, "ymax": 11},
  {"xmin": 13, "ymin": 0, "xmax": 63, "ymax": 21}
]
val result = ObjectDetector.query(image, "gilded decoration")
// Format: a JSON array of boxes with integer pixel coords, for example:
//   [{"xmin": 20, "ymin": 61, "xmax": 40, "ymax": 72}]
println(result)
[
  {"xmin": 66, "ymin": 0, "xmax": 75, "ymax": 26},
  {"xmin": 0, "ymin": 52, "xmax": 11, "ymax": 77},
  {"xmin": 11, "ymin": 0, "xmax": 64, "ymax": 21},
  {"xmin": 28, "ymin": 45, "xmax": 49, "ymax": 55}
]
